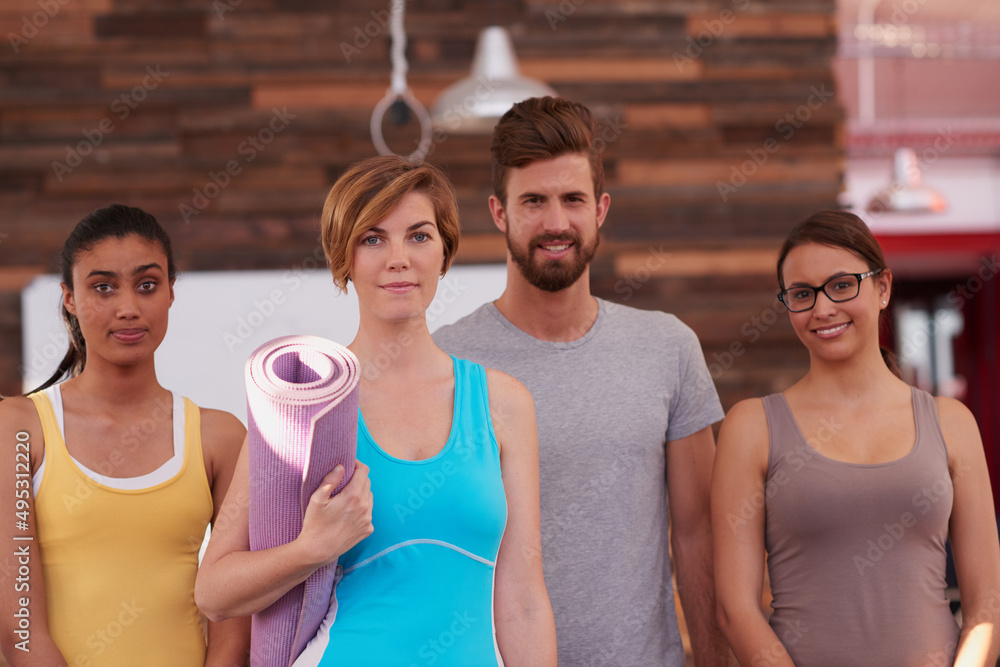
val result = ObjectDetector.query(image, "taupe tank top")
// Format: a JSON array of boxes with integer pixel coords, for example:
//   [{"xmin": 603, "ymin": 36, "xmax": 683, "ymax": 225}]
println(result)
[{"xmin": 762, "ymin": 387, "xmax": 959, "ymax": 667}]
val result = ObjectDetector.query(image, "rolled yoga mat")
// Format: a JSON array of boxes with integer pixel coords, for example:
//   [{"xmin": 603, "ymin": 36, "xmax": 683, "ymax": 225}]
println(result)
[{"xmin": 245, "ymin": 335, "xmax": 361, "ymax": 667}]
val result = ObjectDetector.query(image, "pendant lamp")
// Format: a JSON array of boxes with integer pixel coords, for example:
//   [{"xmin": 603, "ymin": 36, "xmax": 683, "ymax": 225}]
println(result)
[
  {"xmin": 867, "ymin": 147, "xmax": 947, "ymax": 214},
  {"xmin": 431, "ymin": 26, "xmax": 557, "ymax": 134}
]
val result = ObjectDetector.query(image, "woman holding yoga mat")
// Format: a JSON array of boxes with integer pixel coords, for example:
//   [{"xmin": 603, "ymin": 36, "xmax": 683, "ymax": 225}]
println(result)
[
  {"xmin": 196, "ymin": 155, "xmax": 556, "ymax": 666},
  {"xmin": 0, "ymin": 204, "xmax": 249, "ymax": 665},
  {"xmin": 712, "ymin": 211, "xmax": 1000, "ymax": 666}
]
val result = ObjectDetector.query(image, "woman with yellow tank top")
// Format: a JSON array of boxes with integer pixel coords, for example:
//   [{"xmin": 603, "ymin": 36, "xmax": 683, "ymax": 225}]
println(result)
[{"xmin": 0, "ymin": 204, "xmax": 249, "ymax": 666}]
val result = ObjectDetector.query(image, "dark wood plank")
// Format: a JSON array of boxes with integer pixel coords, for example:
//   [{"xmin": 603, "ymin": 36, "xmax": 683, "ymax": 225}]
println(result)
[{"xmin": 0, "ymin": 0, "xmax": 842, "ymax": 412}]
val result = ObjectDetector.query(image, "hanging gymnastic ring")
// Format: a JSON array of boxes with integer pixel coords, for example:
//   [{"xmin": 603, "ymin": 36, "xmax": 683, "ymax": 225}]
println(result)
[{"xmin": 370, "ymin": 88, "xmax": 434, "ymax": 163}]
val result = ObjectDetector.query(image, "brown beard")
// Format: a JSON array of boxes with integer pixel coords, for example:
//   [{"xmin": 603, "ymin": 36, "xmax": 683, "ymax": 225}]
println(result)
[{"xmin": 506, "ymin": 230, "xmax": 600, "ymax": 292}]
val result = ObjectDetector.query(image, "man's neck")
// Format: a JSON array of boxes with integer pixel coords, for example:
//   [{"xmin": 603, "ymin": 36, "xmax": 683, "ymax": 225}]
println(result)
[{"xmin": 493, "ymin": 263, "xmax": 600, "ymax": 342}]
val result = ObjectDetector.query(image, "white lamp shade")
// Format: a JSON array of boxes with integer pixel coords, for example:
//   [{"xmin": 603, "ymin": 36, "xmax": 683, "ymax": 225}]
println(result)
[
  {"xmin": 867, "ymin": 147, "xmax": 947, "ymax": 214},
  {"xmin": 431, "ymin": 26, "xmax": 557, "ymax": 134}
]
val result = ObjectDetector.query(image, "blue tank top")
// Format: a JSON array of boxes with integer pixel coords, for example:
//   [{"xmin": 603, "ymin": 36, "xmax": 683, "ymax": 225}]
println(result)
[{"xmin": 295, "ymin": 357, "xmax": 508, "ymax": 667}]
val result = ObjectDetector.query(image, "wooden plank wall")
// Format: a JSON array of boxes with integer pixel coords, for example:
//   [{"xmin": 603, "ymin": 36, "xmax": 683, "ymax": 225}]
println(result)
[{"xmin": 0, "ymin": 0, "xmax": 840, "ymax": 407}]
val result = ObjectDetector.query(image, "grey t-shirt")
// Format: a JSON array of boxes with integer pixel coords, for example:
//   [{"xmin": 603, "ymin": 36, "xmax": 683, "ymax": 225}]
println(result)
[{"xmin": 433, "ymin": 298, "xmax": 724, "ymax": 667}]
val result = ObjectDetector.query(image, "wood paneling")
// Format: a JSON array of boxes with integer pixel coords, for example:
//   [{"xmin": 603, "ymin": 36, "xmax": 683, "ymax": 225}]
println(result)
[{"xmin": 0, "ymin": 0, "xmax": 841, "ymax": 403}]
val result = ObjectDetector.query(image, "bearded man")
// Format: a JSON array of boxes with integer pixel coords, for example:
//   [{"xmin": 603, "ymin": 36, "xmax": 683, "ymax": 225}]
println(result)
[{"xmin": 434, "ymin": 96, "xmax": 731, "ymax": 667}]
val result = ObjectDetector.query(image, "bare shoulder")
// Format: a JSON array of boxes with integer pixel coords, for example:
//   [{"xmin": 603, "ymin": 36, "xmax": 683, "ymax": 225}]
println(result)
[
  {"xmin": 200, "ymin": 407, "xmax": 246, "ymax": 441},
  {"xmin": 934, "ymin": 395, "xmax": 977, "ymax": 429},
  {"xmin": 0, "ymin": 396, "xmax": 41, "ymax": 426},
  {"xmin": 716, "ymin": 397, "xmax": 769, "ymax": 464},
  {"xmin": 0, "ymin": 397, "xmax": 44, "ymax": 441},
  {"xmin": 721, "ymin": 397, "xmax": 767, "ymax": 436},
  {"xmin": 0, "ymin": 397, "xmax": 45, "ymax": 468},
  {"xmin": 933, "ymin": 395, "xmax": 984, "ymax": 459},
  {"xmin": 483, "ymin": 368, "xmax": 536, "ymax": 458},
  {"xmin": 199, "ymin": 408, "xmax": 247, "ymax": 458},
  {"xmin": 484, "ymin": 368, "xmax": 534, "ymax": 413}
]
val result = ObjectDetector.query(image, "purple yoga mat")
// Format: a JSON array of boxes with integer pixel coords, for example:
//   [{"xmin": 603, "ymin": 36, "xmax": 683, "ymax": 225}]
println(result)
[{"xmin": 245, "ymin": 335, "xmax": 360, "ymax": 667}]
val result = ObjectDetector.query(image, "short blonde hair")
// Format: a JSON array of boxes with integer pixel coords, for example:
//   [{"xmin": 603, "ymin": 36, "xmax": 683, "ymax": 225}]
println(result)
[{"xmin": 321, "ymin": 156, "xmax": 461, "ymax": 292}]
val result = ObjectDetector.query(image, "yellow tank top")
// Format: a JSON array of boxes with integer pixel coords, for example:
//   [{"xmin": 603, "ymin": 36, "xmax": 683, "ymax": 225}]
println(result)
[{"xmin": 29, "ymin": 388, "xmax": 213, "ymax": 667}]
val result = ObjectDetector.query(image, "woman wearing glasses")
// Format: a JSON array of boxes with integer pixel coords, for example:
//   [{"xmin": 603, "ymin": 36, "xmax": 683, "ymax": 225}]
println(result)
[{"xmin": 712, "ymin": 210, "xmax": 1000, "ymax": 666}]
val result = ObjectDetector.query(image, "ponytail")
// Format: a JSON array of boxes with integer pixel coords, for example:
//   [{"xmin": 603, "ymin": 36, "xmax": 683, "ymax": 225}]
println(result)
[
  {"xmin": 28, "ymin": 303, "xmax": 86, "ymax": 395},
  {"xmin": 880, "ymin": 345, "xmax": 902, "ymax": 380}
]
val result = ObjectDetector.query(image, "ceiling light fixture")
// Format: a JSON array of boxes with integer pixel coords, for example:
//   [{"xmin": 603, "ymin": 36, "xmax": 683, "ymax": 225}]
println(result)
[
  {"xmin": 431, "ymin": 26, "xmax": 557, "ymax": 135},
  {"xmin": 867, "ymin": 147, "xmax": 948, "ymax": 214}
]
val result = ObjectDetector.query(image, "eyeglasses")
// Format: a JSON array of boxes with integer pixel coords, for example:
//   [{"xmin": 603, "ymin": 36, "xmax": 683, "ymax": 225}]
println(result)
[{"xmin": 778, "ymin": 269, "xmax": 882, "ymax": 313}]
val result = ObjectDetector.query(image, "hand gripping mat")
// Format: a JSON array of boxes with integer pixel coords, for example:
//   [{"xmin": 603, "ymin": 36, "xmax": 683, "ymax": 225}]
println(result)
[{"xmin": 245, "ymin": 335, "xmax": 360, "ymax": 666}]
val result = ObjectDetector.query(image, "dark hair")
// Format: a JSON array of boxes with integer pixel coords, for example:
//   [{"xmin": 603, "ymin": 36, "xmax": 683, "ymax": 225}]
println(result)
[
  {"xmin": 490, "ymin": 96, "xmax": 605, "ymax": 205},
  {"xmin": 777, "ymin": 211, "xmax": 888, "ymax": 289},
  {"xmin": 777, "ymin": 210, "xmax": 900, "ymax": 377},
  {"xmin": 30, "ymin": 204, "xmax": 176, "ymax": 394}
]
